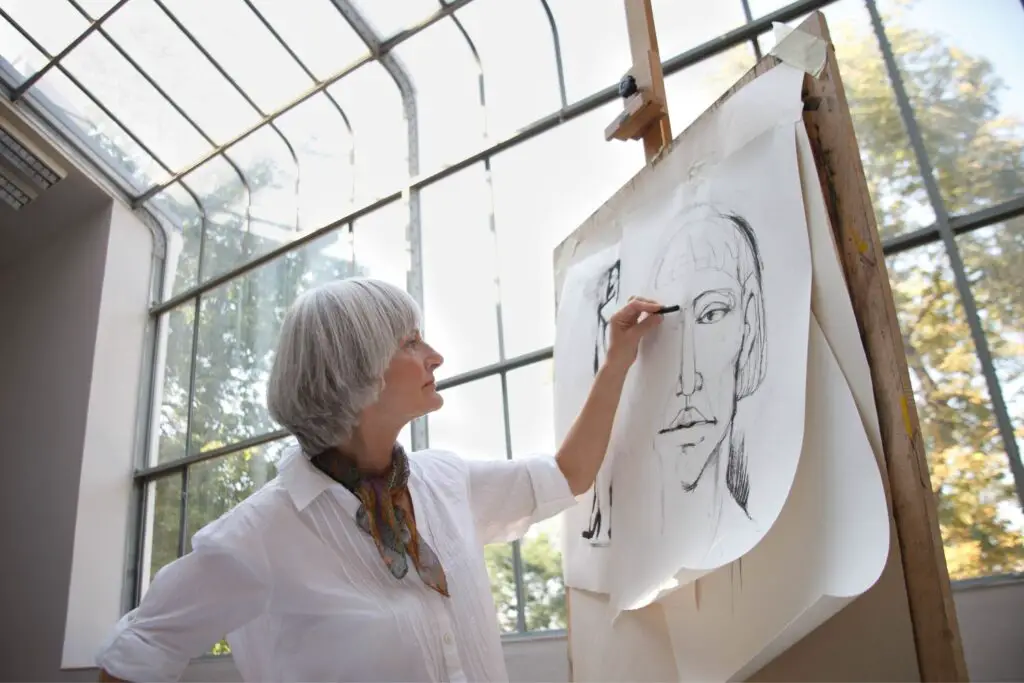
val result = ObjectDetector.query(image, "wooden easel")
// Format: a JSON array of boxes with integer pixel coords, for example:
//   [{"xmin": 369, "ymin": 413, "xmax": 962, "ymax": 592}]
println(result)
[{"xmin": 557, "ymin": 6, "xmax": 967, "ymax": 681}]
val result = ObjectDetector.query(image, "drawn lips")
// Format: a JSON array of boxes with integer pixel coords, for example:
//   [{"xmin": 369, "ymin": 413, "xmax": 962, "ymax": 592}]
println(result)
[{"xmin": 658, "ymin": 407, "xmax": 717, "ymax": 434}]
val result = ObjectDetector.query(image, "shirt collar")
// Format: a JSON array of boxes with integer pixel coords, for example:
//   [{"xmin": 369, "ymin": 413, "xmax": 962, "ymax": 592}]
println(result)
[{"xmin": 278, "ymin": 446, "xmax": 361, "ymax": 516}]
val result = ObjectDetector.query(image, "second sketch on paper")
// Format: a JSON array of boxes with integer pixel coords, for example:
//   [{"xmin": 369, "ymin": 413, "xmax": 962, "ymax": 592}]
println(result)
[
  {"xmin": 649, "ymin": 206, "xmax": 767, "ymax": 523},
  {"xmin": 581, "ymin": 259, "xmax": 621, "ymax": 546}
]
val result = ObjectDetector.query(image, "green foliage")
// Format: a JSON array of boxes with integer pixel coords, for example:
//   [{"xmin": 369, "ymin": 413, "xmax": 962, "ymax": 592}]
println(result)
[{"xmin": 484, "ymin": 531, "xmax": 566, "ymax": 633}]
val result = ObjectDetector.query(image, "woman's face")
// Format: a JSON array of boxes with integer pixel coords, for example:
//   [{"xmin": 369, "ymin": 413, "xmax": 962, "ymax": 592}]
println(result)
[{"xmin": 377, "ymin": 330, "xmax": 445, "ymax": 423}]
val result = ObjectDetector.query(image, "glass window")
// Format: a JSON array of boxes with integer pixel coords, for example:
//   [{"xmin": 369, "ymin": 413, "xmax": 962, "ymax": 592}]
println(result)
[
  {"xmin": 427, "ymin": 375, "xmax": 507, "ymax": 461},
  {"xmin": 759, "ymin": 0, "xmax": 937, "ymax": 240},
  {"xmin": 506, "ymin": 360, "xmax": 555, "ymax": 458},
  {"xmin": 520, "ymin": 519, "xmax": 565, "ymax": 631},
  {"xmin": 103, "ymin": 0, "xmax": 262, "ymax": 145},
  {"xmin": 0, "ymin": 12, "xmax": 49, "ymax": 84},
  {"xmin": 877, "ymin": 0, "xmax": 1024, "ymax": 215},
  {"xmin": 483, "ymin": 542, "xmax": 518, "ymax": 633},
  {"xmin": 33, "ymin": 67, "xmax": 168, "ymax": 192},
  {"xmin": 1, "ymin": 0, "xmax": 88, "ymax": 57},
  {"xmin": 149, "ymin": 182, "xmax": 204, "ymax": 298},
  {"xmin": 185, "ymin": 440, "xmax": 289, "ymax": 550},
  {"xmin": 489, "ymin": 101, "xmax": 645, "ymax": 359},
  {"xmin": 653, "ymin": 0, "xmax": 746, "ymax": 62},
  {"xmin": 140, "ymin": 472, "xmax": 182, "ymax": 595},
  {"xmin": 153, "ymin": 0, "xmax": 315, "ymax": 115},
  {"xmin": 243, "ymin": 0, "xmax": 369, "ymax": 81},
  {"xmin": 60, "ymin": 33, "xmax": 212, "ymax": 169},
  {"xmin": 326, "ymin": 61, "xmax": 408, "ymax": 205},
  {"xmin": 957, "ymin": 218, "xmax": 1024, "ymax": 544},
  {"xmin": 420, "ymin": 164, "xmax": 502, "ymax": 380},
  {"xmin": 150, "ymin": 301, "xmax": 195, "ymax": 465},
  {"xmin": 544, "ymin": 0, "xmax": 632, "ymax": 104},
  {"xmin": 276, "ymin": 93, "xmax": 357, "ymax": 232},
  {"xmin": 663, "ymin": 44, "xmax": 757, "ymax": 138},
  {"xmin": 392, "ymin": 18, "xmax": 486, "ymax": 174},
  {"xmin": 451, "ymin": 0, "xmax": 563, "ymax": 141},
  {"xmin": 343, "ymin": 0, "xmax": 437, "ymax": 39},
  {"xmin": 352, "ymin": 201, "xmax": 410, "ymax": 289},
  {"xmin": 507, "ymin": 360, "xmax": 565, "ymax": 631},
  {"xmin": 189, "ymin": 227, "xmax": 355, "ymax": 455},
  {"xmin": 887, "ymin": 243, "xmax": 1024, "ymax": 579}
]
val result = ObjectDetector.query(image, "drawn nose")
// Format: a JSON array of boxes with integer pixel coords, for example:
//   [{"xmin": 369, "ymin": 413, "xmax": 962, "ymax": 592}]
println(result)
[{"xmin": 676, "ymin": 326, "xmax": 703, "ymax": 397}]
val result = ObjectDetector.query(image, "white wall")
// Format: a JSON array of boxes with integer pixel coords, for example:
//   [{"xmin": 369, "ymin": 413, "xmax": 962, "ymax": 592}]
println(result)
[{"xmin": 0, "ymin": 199, "xmax": 115, "ymax": 681}]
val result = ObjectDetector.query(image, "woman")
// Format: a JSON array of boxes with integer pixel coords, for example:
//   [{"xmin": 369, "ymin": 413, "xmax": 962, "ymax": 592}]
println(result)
[{"xmin": 97, "ymin": 277, "xmax": 662, "ymax": 682}]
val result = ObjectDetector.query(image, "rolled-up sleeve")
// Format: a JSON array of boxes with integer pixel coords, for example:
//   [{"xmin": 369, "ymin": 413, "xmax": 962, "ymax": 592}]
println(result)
[
  {"xmin": 96, "ymin": 521, "xmax": 270, "ymax": 682},
  {"xmin": 466, "ymin": 454, "xmax": 576, "ymax": 546}
]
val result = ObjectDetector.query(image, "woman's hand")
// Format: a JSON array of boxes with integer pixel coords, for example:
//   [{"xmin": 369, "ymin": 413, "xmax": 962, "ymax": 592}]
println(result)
[{"xmin": 604, "ymin": 296, "xmax": 665, "ymax": 371}]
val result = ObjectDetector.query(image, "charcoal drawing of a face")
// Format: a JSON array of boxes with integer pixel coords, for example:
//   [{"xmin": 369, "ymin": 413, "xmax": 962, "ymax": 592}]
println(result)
[{"xmin": 650, "ymin": 208, "xmax": 766, "ymax": 516}]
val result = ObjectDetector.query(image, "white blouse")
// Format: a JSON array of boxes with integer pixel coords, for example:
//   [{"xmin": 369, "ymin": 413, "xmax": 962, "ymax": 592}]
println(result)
[{"xmin": 96, "ymin": 447, "xmax": 576, "ymax": 682}]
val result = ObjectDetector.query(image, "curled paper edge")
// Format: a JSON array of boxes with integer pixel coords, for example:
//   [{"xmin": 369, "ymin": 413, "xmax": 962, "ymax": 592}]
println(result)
[{"xmin": 768, "ymin": 22, "xmax": 828, "ymax": 78}]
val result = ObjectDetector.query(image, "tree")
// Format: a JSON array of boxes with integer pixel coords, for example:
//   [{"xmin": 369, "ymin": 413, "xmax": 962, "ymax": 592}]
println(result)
[
  {"xmin": 484, "ymin": 531, "xmax": 566, "ymax": 633},
  {"xmin": 831, "ymin": 2, "xmax": 1024, "ymax": 579}
]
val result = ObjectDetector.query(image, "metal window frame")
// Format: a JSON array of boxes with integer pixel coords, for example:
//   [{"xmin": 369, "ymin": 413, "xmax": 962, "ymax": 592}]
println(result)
[{"xmin": 3, "ymin": 0, "xmax": 1021, "ymax": 641}]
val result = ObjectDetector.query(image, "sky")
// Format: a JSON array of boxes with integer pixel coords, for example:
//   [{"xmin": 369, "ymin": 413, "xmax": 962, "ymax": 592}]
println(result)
[{"xmin": 1, "ymin": 0, "xmax": 1022, "ymax": 546}]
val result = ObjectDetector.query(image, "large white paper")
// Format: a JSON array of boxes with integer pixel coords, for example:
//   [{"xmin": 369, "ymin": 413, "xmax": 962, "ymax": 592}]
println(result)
[
  {"xmin": 554, "ymin": 244, "xmax": 621, "ymax": 592},
  {"xmin": 659, "ymin": 315, "xmax": 890, "ymax": 682},
  {"xmin": 607, "ymin": 122, "xmax": 813, "ymax": 612}
]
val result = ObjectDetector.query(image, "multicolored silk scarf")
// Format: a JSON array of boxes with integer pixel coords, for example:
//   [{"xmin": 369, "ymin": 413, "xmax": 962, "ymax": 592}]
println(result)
[{"xmin": 310, "ymin": 443, "xmax": 450, "ymax": 598}]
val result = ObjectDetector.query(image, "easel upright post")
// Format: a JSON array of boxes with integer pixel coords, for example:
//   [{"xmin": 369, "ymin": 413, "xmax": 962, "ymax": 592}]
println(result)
[{"xmin": 604, "ymin": 0, "xmax": 672, "ymax": 162}]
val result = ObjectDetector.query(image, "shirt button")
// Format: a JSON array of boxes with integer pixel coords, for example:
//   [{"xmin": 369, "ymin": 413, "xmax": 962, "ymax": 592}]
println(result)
[{"xmin": 444, "ymin": 633, "xmax": 454, "ymax": 645}]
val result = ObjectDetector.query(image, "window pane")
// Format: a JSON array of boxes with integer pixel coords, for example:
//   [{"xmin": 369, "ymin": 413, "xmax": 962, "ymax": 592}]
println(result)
[
  {"xmin": 957, "ymin": 218, "xmax": 1024, "ymax": 546},
  {"xmin": 352, "ymin": 201, "xmax": 410, "ymax": 289},
  {"xmin": 151, "ymin": 301, "xmax": 195, "ymax": 465},
  {"xmin": 428, "ymin": 376, "xmax": 507, "ymax": 461},
  {"xmin": 224, "ymin": 124, "xmax": 301, "ymax": 245},
  {"xmin": 326, "ymin": 61, "xmax": 407, "ymax": 205},
  {"xmin": 484, "ymin": 542, "xmax": 518, "ymax": 633},
  {"xmin": 1, "ymin": 0, "xmax": 88, "ymax": 56},
  {"xmin": 392, "ymin": 19, "xmax": 485, "ymax": 174},
  {"xmin": 663, "ymin": 44, "xmax": 757, "ymax": 139},
  {"xmin": 506, "ymin": 360, "xmax": 555, "ymax": 458},
  {"xmin": 149, "ymin": 182, "xmax": 204, "ymax": 298},
  {"xmin": 141, "ymin": 472, "xmax": 182, "ymax": 595},
  {"xmin": 521, "ymin": 519, "xmax": 566, "ymax": 632},
  {"xmin": 33, "ymin": 68, "xmax": 168, "ymax": 191},
  {"xmin": 887, "ymin": 244, "xmax": 1024, "ymax": 579},
  {"xmin": 276, "ymin": 93, "xmax": 356, "ymax": 231},
  {"xmin": 653, "ymin": 0, "xmax": 746, "ymax": 62},
  {"xmin": 489, "ymin": 102, "xmax": 645, "ymax": 358},
  {"xmin": 0, "ymin": 13, "xmax": 49, "ymax": 83},
  {"xmin": 244, "ymin": 0, "xmax": 368, "ymax": 81},
  {"xmin": 189, "ymin": 228, "xmax": 355, "ymax": 455},
  {"xmin": 345, "ymin": 0, "xmax": 436, "ymax": 39},
  {"xmin": 420, "ymin": 164, "xmax": 501, "ymax": 380},
  {"xmin": 877, "ymin": 0, "xmax": 1024, "ymax": 215},
  {"xmin": 61, "ymin": 33, "xmax": 212, "ymax": 169},
  {"xmin": 185, "ymin": 440, "xmax": 289, "ymax": 548},
  {"xmin": 105, "ymin": 0, "xmax": 261, "ymax": 144},
  {"xmin": 452, "ymin": 0, "xmax": 563, "ymax": 140},
  {"xmin": 760, "ymin": 0, "xmax": 936, "ymax": 240},
  {"xmin": 545, "ymin": 0, "xmax": 631, "ymax": 104},
  {"xmin": 156, "ymin": 0, "xmax": 315, "ymax": 115}
]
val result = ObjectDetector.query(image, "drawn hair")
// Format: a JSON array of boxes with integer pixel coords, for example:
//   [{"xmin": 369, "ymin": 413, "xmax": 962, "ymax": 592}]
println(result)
[{"xmin": 653, "ymin": 204, "xmax": 767, "ymax": 400}]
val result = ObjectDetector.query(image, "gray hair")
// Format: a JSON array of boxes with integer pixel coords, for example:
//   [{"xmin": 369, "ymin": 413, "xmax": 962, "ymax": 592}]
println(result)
[{"xmin": 267, "ymin": 278, "xmax": 421, "ymax": 454}]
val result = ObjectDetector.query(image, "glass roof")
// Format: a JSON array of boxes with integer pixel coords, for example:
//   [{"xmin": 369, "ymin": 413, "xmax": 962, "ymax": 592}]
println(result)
[{"xmin": 0, "ymin": 0, "xmax": 806, "ymax": 298}]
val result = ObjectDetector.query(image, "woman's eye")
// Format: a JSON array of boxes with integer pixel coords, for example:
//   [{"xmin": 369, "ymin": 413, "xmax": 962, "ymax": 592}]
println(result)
[{"xmin": 698, "ymin": 306, "xmax": 729, "ymax": 324}]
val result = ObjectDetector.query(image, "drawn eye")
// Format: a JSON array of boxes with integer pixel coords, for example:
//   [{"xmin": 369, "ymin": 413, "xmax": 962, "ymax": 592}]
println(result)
[{"xmin": 697, "ymin": 305, "xmax": 730, "ymax": 324}]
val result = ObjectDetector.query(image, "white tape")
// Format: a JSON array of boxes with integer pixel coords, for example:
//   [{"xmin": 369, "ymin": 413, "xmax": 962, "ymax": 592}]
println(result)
[{"xmin": 768, "ymin": 21, "xmax": 827, "ymax": 78}]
